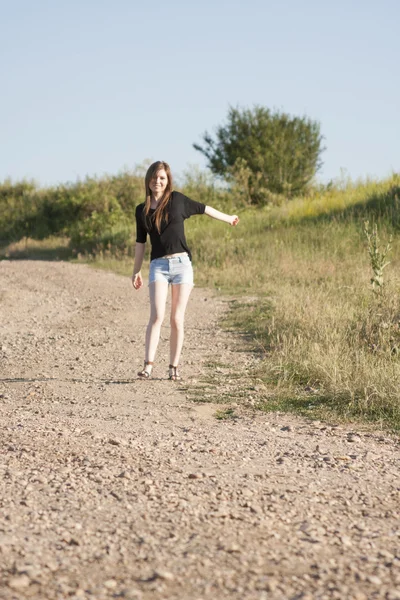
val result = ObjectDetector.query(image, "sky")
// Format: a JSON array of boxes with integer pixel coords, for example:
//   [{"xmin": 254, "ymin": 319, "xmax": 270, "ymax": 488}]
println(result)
[{"xmin": 1, "ymin": 0, "xmax": 399, "ymax": 187}]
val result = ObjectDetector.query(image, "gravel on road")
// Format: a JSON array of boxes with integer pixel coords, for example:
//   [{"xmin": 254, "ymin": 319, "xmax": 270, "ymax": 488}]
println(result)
[{"xmin": 0, "ymin": 261, "xmax": 399, "ymax": 600}]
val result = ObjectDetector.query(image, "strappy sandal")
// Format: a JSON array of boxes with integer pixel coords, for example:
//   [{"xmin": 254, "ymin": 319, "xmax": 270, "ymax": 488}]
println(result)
[
  {"xmin": 138, "ymin": 361, "xmax": 153, "ymax": 379},
  {"xmin": 169, "ymin": 365, "xmax": 181, "ymax": 381}
]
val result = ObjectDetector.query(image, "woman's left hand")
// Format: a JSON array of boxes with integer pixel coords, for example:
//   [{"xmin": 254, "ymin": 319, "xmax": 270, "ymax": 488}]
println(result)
[{"xmin": 230, "ymin": 215, "xmax": 239, "ymax": 226}]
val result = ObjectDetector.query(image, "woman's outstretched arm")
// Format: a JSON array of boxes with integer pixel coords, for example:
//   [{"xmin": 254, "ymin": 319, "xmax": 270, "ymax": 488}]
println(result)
[
  {"xmin": 132, "ymin": 242, "xmax": 146, "ymax": 290},
  {"xmin": 204, "ymin": 206, "xmax": 239, "ymax": 226}
]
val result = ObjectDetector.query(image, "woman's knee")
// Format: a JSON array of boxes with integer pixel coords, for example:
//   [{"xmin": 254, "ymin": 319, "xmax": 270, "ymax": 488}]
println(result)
[
  {"xmin": 148, "ymin": 312, "xmax": 165, "ymax": 327},
  {"xmin": 170, "ymin": 313, "xmax": 184, "ymax": 330}
]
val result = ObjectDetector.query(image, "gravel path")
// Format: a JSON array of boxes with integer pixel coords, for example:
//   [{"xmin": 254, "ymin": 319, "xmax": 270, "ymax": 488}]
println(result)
[{"xmin": 0, "ymin": 260, "xmax": 399, "ymax": 600}]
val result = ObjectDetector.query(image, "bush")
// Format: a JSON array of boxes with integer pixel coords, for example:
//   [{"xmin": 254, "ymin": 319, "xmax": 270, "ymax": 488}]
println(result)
[
  {"xmin": 0, "ymin": 180, "xmax": 40, "ymax": 242},
  {"xmin": 193, "ymin": 105, "xmax": 324, "ymax": 202},
  {"xmin": 0, "ymin": 171, "xmax": 144, "ymax": 251},
  {"xmin": 69, "ymin": 196, "xmax": 133, "ymax": 251}
]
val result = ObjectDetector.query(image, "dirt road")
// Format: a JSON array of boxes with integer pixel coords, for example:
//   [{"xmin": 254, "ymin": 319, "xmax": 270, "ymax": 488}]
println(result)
[{"xmin": 0, "ymin": 261, "xmax": 399, "ymax": 600}]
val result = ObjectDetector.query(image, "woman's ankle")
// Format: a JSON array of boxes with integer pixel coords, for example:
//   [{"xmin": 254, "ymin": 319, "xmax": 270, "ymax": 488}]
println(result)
[{"xmin": 168, "ymin": 364, "xmax": 181, "ymax": 381}]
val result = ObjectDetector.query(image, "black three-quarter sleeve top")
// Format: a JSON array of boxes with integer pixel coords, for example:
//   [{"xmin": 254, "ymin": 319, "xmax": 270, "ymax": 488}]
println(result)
[{"xmin": 135, "ymin": 191, "xmax": 206, "ymax": 261}]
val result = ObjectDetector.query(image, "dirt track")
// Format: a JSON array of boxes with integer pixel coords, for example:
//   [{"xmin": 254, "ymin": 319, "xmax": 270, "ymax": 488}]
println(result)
[{"xmin": 0, "ymin": 260, "xmax": 399, "ymax": 600}]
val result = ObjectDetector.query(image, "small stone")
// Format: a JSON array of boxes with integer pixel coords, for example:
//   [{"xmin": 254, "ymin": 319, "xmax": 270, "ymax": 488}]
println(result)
[
  {"xmin": 108, "ymin": 438, "xmax": 120, "ymax": 446},
  {"xmin": 32, "ymin": 475, "xmax": 47, "ymax": 484},
  {"xmin": 104, "ymin": 579, "xmax": 118, "ymax": 589},
  {"xmin": 386, "ymin": 591, "xmax": 400, "ymax": 600},
  {"xmin": 226, "ymin": 543, "xmax": 240, "ymax": 553},
  {"xmin": 378, "ymin": 549, "xmax": 394, "ymax": 559},
  {"xmin": 122, "ymin": 587, "xmax": 143, "ymax": 599},
  {"xmin": 46, "ymin": 561, "xmax": 58, "ymax": 572},
  {"xmin": 366, "ymin": 575, "xmax": 382, "ymax": 585},
  {"xmin": 155, "ymin": 569, "xmax": 174, "ymax": 581},
  {"xmin": 265, "ymin": 578, "xmax": 278, "ymax": 592},
  {"xmin": 340, "ymin": 535, "xmax": 352, "ymax": 547},
  {"xmin": 8, "ymin": 575, "xmax": 30, "ymax": 590},
  {"xmin": 17, "ymin": 564, "xmax": 41, "ymax": 578},
  {"xmin": 188, "ymin": 473, "xmax": 201, "ymax": 479}
]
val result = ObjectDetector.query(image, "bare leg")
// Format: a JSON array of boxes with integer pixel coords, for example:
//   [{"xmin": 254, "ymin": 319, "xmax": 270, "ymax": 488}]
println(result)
[
  {"xmin": 143, "ymin": 281, "xmax": 169, "ymax": 373},
  {"xmin": 169, "ymin": 283, "xmax": 193, "ymax": 371}
]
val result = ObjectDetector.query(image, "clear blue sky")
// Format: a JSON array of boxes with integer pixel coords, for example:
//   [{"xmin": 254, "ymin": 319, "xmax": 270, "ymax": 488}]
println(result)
[{"xmin": 1, "ymin": 0, "xmax": 399, "ymax": 187}]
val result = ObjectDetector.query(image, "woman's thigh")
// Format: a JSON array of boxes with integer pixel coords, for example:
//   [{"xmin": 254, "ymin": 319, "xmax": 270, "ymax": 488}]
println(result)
[
  {"xmin": 148, "ymin": 281, "xmax": 169, "ymax": 321},
  {"xmin": 170, "ymin": 283, "xmax": 193, "ymax": 322}
]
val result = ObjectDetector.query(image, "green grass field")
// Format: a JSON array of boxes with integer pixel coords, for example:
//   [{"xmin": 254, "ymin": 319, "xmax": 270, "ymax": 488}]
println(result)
[{"xmin": 187, "ymin": 176, "xmax": 400, "ymax": 430}]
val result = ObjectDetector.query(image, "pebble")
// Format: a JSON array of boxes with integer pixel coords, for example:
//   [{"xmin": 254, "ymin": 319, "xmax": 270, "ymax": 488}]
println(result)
[
  {"xmin": 265, "ymin": 578, "xmax": 278, "ymax": 592},
  {"xmin": 155, "ymin": 569, "xmax": 174, "ymax": 581},
  {"xmin": 121, "ymin": 587, "xmax": 143, "ymax": 599},
  {"xmin": 8, "ymin": 575, "xmax": 30, "ymax": 590},
  {"xmin": 340, "ymin": 535, "xmax": 352, "ymax": 547},
  {"xmin": 16, "ymin": 564, "xmax": 41, "ymax": 577},
  {"xmin": 108, "ymin": 438, "xmax": 120, "ymax": 446}
]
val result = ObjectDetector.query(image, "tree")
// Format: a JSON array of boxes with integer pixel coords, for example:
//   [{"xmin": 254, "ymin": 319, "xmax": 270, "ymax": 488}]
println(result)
[{"xmin": 193, "ymin": 105, "xmax": 324, "ymax": 202}]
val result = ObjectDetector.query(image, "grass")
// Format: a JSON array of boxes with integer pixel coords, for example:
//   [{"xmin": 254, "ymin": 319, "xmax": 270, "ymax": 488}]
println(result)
[
  {"xmin": 214, "ymin": 408, "xmax": 239, "ymax": 421},
  {"xmin": 0, "ymin": 236, "xmax": 72, "ymax": 260},
  {"xmin": 185, "ymin": 174, "xmax": 400, "ymax": 431},
  {"xmin": 2, "ymin": 173, "xmax": 400, "ymax": 431}
]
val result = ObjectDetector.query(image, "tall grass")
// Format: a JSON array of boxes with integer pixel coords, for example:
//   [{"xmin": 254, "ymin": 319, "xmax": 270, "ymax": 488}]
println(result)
[{"xmin": 184, "ymin": 174, "xmax": 400, "ymax": 428}]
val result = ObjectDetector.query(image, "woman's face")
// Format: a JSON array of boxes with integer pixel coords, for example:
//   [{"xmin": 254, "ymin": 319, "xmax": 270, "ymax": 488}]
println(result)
[{"xmin": 149, "ymin": 169, "xmax": 168, "ymax": 196}]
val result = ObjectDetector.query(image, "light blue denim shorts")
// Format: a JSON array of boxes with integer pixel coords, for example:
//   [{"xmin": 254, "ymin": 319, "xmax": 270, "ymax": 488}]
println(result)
[{"xmin": 149, "ymin": 254, "xmax": 194, "ymax": 285}]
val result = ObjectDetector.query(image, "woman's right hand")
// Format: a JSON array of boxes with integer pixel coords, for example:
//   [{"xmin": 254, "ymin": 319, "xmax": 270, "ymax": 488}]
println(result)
[{"xmin": 132, "ymin": 272, "xmax": 143, "ymax": 290}]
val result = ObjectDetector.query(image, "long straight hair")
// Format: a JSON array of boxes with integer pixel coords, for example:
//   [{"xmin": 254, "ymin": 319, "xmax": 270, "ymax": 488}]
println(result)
[{"xmin": 144, "ymin": 161, "xmax": 173, "ymax": 233}]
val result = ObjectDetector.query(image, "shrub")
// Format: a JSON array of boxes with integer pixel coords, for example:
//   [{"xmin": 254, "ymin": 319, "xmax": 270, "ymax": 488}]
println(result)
[{"xmin": 193, "ymin": 105, "xmax": 324, "ymax": 202}]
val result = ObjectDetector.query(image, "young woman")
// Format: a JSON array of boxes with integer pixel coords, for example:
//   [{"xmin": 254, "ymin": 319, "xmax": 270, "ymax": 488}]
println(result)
[{"xmin": 132, "ymin": 161, "xmax": 239, "ymax": 380}]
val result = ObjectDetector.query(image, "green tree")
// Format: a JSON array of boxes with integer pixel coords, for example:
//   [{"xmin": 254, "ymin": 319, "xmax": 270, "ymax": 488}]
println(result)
[{"xmin": 193, "ymin": 105, "xmax": 324, "ymax": 202}]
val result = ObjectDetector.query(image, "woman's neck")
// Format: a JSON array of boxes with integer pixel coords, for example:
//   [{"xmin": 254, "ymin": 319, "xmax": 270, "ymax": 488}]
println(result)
[{"xmin": 151, "ymin": 193, "xmax": 162, "ymax": 204}]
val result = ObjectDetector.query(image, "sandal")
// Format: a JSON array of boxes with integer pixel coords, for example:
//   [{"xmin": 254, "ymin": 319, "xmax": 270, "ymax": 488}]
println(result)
[
  {"xmin": 138, "ymin": 361, "xmax": 154, "ymax": 379},
  {"xmin": 169, "ymin": 365, "xmax": 181, "ymax": 381}
]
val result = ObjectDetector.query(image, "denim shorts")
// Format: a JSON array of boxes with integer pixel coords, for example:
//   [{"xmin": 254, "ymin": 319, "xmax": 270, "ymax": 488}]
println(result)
[{"xmin": 149, "ymin": 254, "xmax": 194, "ymax": 285}]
